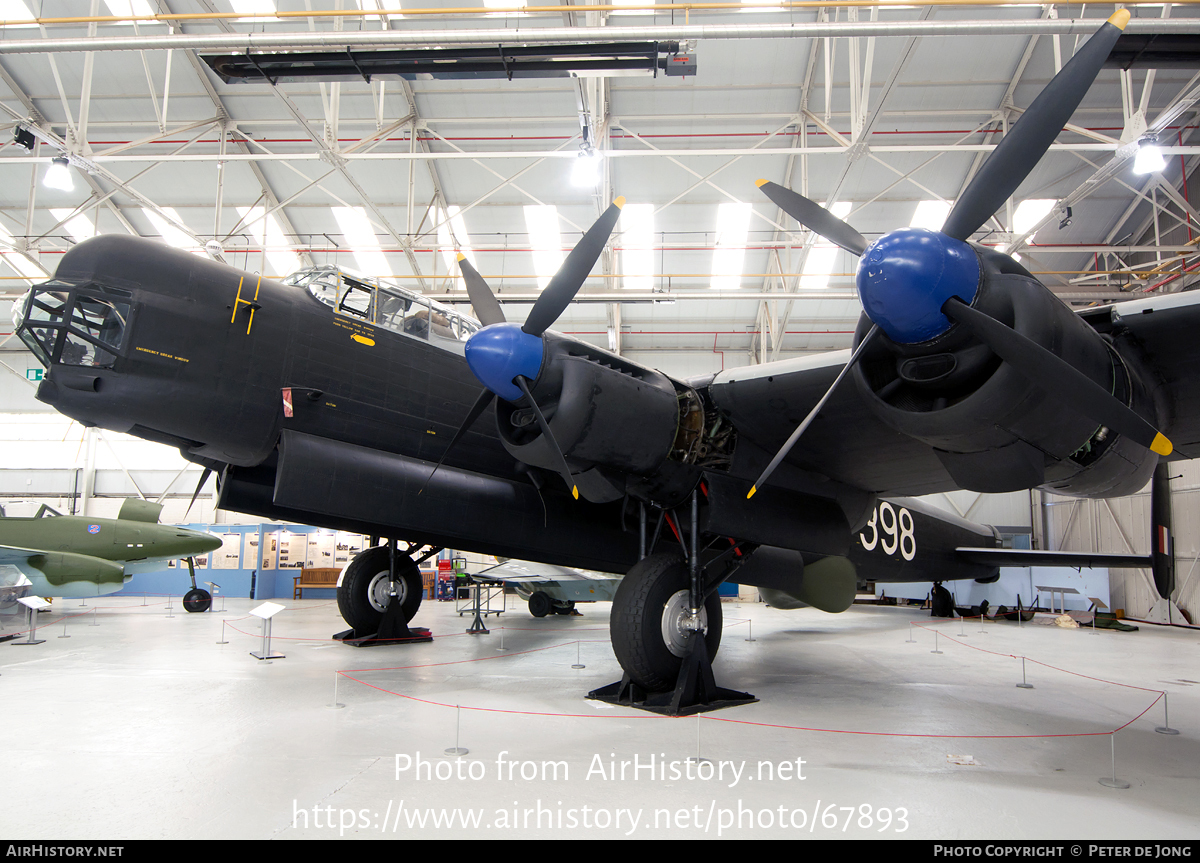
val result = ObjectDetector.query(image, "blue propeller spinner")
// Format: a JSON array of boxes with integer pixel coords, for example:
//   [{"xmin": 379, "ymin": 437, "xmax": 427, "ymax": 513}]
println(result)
[{"xmin": 465, "ymin": 323, "xmax": 543, "ymax": 402}]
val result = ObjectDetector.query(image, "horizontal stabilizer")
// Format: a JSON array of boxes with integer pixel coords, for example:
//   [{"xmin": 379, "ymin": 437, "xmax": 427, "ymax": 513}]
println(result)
[{"xmin": 955, "ymin": 547, "xmax": 1151, "ymax": 569}]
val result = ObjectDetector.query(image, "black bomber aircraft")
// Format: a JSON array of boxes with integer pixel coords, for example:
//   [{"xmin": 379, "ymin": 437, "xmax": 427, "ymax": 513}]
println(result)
[{"xmin": 10, "ymin": 10, "xmax": 1190, "ymax": 710}]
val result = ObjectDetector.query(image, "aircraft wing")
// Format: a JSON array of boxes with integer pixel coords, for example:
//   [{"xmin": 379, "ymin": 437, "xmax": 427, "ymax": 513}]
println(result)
[
  {"xmin": 955, "ymin": 548, "xmax": 1151, "ymax": 569},
  {"xmin": 707, "ymin": 352, "xmax": 958, "ymax": 497}
]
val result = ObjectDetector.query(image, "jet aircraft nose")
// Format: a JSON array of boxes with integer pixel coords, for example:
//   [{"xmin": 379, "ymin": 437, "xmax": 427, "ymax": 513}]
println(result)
[{"xmin": 855, "ymin": 227, "xmax": 981, "ymax": 344}]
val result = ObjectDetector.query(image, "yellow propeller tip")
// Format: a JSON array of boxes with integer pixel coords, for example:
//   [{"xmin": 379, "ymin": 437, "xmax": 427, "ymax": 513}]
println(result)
[
  {"xmin": 456, "ymin": 252, "xmax": 466, "ymax": 262},
  {"xmin": 1151, "ymin": 432, "xmax": 1173, "ymax": 457},
  {"xmin": 747, "ymin": 485, "xmax": 757, "ymax": 500},
  {"xmin": 755, "ymin": 178, "xmax": 770, "ymax": 188},
  {"xmin": 572, "ymin": 486, "xmax": 579, "ymax": 500},
  {"xmin": 613, "ymin": 196, "xmax": 626, "ymax": 209},
  {"xmin": 1108, "ymin": 9, "xmax": 1131, "ymax": 30}
]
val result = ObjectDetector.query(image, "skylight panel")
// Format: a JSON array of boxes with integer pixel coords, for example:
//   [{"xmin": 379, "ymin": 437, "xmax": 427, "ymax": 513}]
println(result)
[
  {"xmin": 229, "ymin": 0, "xmax": 275, "ymax": 14},
  {"xmin": 620, "ymin": 203, "xmax": 654, "ymax": 291},
  {"xmin": 711, "ymin": 202, "xmax": 752, "ymax": 290},
  {"xmin": 909, "ymin": 200, "xmax": 952, "ymax": 232},
  {"xmin": 437, "ymin": 206, "xmax": 476, "ymax": 276},
  {"xmin": 103, "ymin": 0, "xmax": 155, "ymax": 16},
  {"xmin": 0, "ymin": 0, "xmax": 37, "ymax": 26},
  {"xmin": 1013, "ymin": 199, "xmax": 1057, "ymax": 237},
  {"xmin": 524, "ymin": 205, "xmax": 562, "ymax": 290},
  {"xmin": 799, "ymin": 201, "xmax": 849, "ymax": 290},
  {"xmin": 50, "ymin": 208, "xmax": 97, "ymax": 244},
  {"xmin": 332, "ymin": 206, "xmax": 390, "ymax": 277},
  {"xmin": 142, "ymin": 207, "xmax": 202, "ymax": 255},
  {"xmin": 236, "ymin": 206, "xmax": 302, "ymax": 278}
]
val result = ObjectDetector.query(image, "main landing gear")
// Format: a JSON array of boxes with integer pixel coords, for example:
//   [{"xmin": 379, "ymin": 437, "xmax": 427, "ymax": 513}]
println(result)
[
  {"xmin": 181, "ymin": 556, "xmax": 211, "ymax": 613},
  {"xmin": 589, "ymin": 492, "xmax": 758, "ymax": 716},
  {"xmin": 333, "ymin": 540, "xmax": 440, "ymax": 646}
]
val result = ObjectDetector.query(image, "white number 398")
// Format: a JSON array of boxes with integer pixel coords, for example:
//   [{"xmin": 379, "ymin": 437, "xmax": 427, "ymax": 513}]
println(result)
[{"xmin": 859, "ymin": 501, "xmax": 916, "ymax": 561}]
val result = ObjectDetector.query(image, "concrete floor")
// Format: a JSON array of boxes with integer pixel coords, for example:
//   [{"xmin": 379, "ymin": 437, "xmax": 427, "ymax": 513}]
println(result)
[{"xmin": 1, "ymin": 592, "xmax": 1197, "ymax": 840}]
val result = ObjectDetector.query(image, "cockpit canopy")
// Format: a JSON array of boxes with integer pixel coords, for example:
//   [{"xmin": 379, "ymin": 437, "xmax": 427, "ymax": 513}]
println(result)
[{"xmin": 284, "ymin": 266, "xmax": 481, "ymax": 345}]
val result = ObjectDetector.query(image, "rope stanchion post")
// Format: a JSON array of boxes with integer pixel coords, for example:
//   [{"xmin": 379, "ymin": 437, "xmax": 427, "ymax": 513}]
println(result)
[
  {"xmin": 1098, "ymin": 732, "xmax": 1131, "ymax": 789},
  {"xmin": 572, "ymin": 640, "xmax": 585, "ymax": 669},
  {"xmin": 497, "ymin": 625, "xmax": 507, "ymax": 652},
  {"xmin": 1155, "ymin": 693, "xmax": 1179, "ymax": 735},
  {"xmin": 90, "ymin": 607, "xmax": 98, "ymax": 626},
  {"xmin": 59, "ymin": 617, "xmax": 70, "ymax": 639},
  {"xmin": 745, "ymin": 619, "xmax": 755, "ymax": 642},
  {"xmin": 166, "ymin": 595, "xmax": 174, "ymax": 618},
  {"xmin": 931, "ymin": 630, "xmax": 943, "ymax": 654},
  {"xmin": 329, "ymin": 672, "xmax": 345, "ymax": 709},
  {"xmin": 687, "ymin": 714, "xmax": 710, "ymax": 765},
  {"xmin": 1017, "ymin": 656, "xmax": 1034, "ymax": 689},
  {"xmin": 445, "ymin": 705, "xmax": 468, "ymax": 757},
  {"xmin": 217, "ymin": 619, "xmax": 229, "ymax": 645},
  {"xmin": 906, "ymin": 621, "xmax": 916, "ymax": 643}
]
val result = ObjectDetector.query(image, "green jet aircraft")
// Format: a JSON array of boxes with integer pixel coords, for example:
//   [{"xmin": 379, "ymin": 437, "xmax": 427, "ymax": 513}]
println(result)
[{"xmin": 0, "ymin": 498, "xmax": 223, "ymax": 613}]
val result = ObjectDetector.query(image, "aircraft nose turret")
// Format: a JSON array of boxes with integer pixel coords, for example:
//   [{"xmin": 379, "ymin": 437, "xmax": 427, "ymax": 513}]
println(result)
[{"xmin": 855, "ymin": 227, "xmax": 981, "ymax": 344}]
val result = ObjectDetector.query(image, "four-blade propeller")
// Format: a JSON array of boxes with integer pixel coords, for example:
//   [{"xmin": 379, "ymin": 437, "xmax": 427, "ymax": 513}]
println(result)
[
  {"xmin": 748, "ymin": 9, "xmax": 1171, "ymax": 498},
  {"xmin": 424, "ymin": 197, "xmax": 626, "ymax": 499}
]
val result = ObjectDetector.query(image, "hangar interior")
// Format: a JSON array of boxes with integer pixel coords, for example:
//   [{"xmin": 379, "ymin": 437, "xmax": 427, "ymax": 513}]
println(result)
[{"xmin": 1, "ymin": 0, "xmax": 1200, "ymax": 841}]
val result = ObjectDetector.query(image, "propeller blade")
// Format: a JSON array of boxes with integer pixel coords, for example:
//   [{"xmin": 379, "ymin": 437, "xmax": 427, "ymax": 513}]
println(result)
[
  {"xmin": 183, "ymin": 467, "xmax": 212, "ymax": 520},
  {"xmin": 941, "ymin": 296, "xmax": 1172, "ymax": 457},
  {"xmin": 458, "ymin": 254, "xmax": 506, "ymax": 327},
  {"xmin": 755, "ymin": 180, "xmax": 869, "ymax": 256},
  {"xmin": 514, "ymin": 375, "xmax": 579, "ymax": 500},
  {"xmin": 522, "ymin": 197, "xmax": 625, "ymax": 337},
  {"xmin": 941, "ymin": 10, "xmax": 1130, "ymax": 241},
  {"xmin": 748, "ymin": 324, "xmax": 881, "ymax": 499},
  {"xmin": 420, "ymin": 387, "xmax": 497, "ymax": 494}
]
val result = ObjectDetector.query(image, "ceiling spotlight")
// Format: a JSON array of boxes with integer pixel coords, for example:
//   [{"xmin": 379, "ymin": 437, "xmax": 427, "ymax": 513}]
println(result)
[
  {"xmin": 1058, "ymin": 206, "xmax": 1073, "ymax": 230},
  {"xmin": 43, "ymin": 156, "xmax": 73, "ymax": 192},
  {"xmin": 1133, "ymin": 137, "xmax": 1166, "ymax": 175},
  {"xmin": 571, "ymin": 147, "xmax": 603, "ymax": 188}
]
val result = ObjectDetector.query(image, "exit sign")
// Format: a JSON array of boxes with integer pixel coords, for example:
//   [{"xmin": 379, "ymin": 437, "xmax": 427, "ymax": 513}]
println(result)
[{"xmin": 25, "ymin": 368, "xmax": 42, "ymax": 381}]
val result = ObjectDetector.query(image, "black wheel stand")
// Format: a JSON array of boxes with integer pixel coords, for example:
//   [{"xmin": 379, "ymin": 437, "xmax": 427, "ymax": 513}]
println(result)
[
  {"xmin": 588, "ymin": 630, "xmax": 757, "ymax": 716},
  {"xmin": 333, "ymin": 595, "xmax": 432, "ymax": 647}
]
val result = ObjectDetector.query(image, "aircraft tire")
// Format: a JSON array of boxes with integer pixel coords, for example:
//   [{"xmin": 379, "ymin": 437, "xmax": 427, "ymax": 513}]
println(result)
[
  {"xmin": 182, "ymin": 588, "xmax": 212, "ymax": 613},
  {"xmin": 337, "ymin": 546, "xmax": 423, "ymax": 632},
  {"xmin": 528, "ymin": 591, "xmax": 553, "ymax": 618},
  {"xmin": 610, "ymin": 552, "xmax": 722, "ymax": 692}
]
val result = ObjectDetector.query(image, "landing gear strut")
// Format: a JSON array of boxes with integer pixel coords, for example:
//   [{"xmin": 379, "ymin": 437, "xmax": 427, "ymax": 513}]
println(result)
[
  {"xmin": 590, "ymin": 489, "xmax": 757, "ymax": 715},
  {"xmin": 333, "ymin": 540, "xmax": 439, "ymax": 646},
  {"xmin": 181, "ymin": 557, "xmax": 211, "ymax": 613}
]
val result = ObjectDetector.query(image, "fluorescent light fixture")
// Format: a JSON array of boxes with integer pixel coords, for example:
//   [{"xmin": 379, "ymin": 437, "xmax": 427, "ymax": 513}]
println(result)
[
  {"xmin": 43, "ymin": 157, "xmax": 73, "ymax": 192},
  {"xmin": 798, "ymin": 201, "xmax": 850, "ymax": 290},
  {"xmin": 711, "ymin": 202, "xmax": 752, "ymax": 290},
  {"xmin": 910, "ymin": 200, "xmax": 952, "ymax": 232},
  {"xmin": 49, "ymin": 208, "xmax": 96, "ymax": 244},
  {"xmin": 0, "ymin": 222, "xmax": 49, "ymax": 280},
  {"xmin": 237, "ymin": 206, "xmax": 302, "ymax": 278},
  {"xmin": 1133, "ymin": 139, "xmax": 1166, "ymax": 175},
  {"xmin": 142, "ymin": 207, "xmax": 203, "ymax": 255},
  {"xmin": 524, "ymin": 205, "xmax": 562, "ymax": 290},
  {"xmin": 619, "ymin": 203, "xmax": 654, "ymax": 291},
  {"xmin": 103, "ymin": 0, "xmax": 154, "ymax": 15},
  {"xmin": 437, "ymin": 205, "xmax": 476, "ymax": 275},
  {"xmin": 229, "ymin": 0, "xmax": 275, "ymax": 14},
  {"xmin": 571, "ymin": 149, "xmax": 603, "ymax": 188},
  {"xmin": 1012, "ymin": 198, "xmax": 1056, "ymax": 237},
  {"xmin": 332, "ymin": 206, "xmax": 390, "ymax": 277},
  {"xmin": 0, "ymin": 0, "xmax": 36, "ymax": 26}
]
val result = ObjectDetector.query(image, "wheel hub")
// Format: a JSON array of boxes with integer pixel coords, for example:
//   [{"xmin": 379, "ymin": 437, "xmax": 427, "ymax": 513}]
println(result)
[
  {"xmin": 367, "ymin": 571, "xmax": 406, "ymax": 613},
  {"xmin": 661, "ymin": 589, "xmax": 707, "ymax": 658}
]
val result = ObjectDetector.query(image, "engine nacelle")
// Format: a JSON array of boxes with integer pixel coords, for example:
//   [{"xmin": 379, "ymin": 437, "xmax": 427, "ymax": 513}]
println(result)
[
  {"xmin": 496, "ymin": 336, "xmax": 683, "ymax": 500},
  {"xmin": 852, "ymin": 246, "xmax": 1159, "ymax": 496}
]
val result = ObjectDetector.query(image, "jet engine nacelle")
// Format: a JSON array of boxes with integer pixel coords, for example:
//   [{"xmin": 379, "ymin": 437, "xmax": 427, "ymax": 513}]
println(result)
[
  {"xmin": 496, "ymin": 336, "xmax": 683, "ymax": 500},
  {"xmin": 852, "ymin": 247, "xmax": 1159, "ymax": 496}
]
